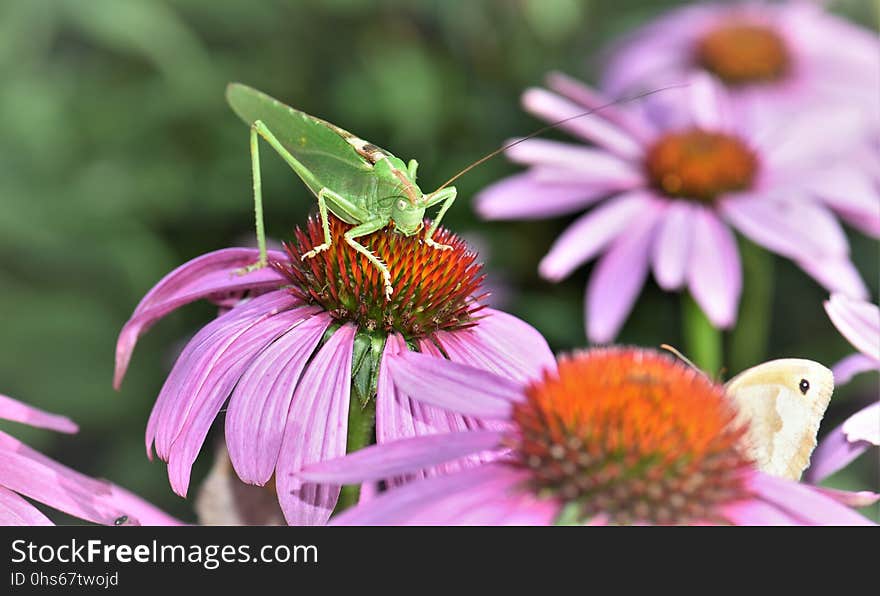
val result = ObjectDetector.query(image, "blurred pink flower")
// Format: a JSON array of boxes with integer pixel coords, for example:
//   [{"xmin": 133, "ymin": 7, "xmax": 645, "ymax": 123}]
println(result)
[
  {"xmin": 298, "ymin": 348, "xmax": 872, "ymax": 525},
  {"xmin": 602, "ymin": 0, "xmax": 879, "ymax": 136},
  {"xmin": 805, "ymin": 294, "xmax": 879, "ymax": 484},
  {"xmin": 0, "ymin": 394, "xmax": 180, "ymax": 526},
  {"xmin": 476, "ymin": 73, "xmax": 872, "ymax": 342},
  {"xmin": 114, "ymin": 216, "xmax": 553, "ymax": 525}
]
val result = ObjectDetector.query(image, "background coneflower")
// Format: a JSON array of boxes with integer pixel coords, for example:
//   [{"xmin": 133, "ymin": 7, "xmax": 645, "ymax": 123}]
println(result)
[
  {"xmin": 297, "ymin": 348, "xmax": 872, "ymax": 525},
  {"xmin": 114, "ymin": 215, "xmax": 554, "ymax": 525}
]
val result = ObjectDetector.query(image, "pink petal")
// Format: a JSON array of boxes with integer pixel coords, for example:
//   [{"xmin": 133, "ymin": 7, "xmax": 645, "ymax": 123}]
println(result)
[
  {"xmin": 545, "ymin": 71, "xmax": 655, "ymax": 141},
  {"xmin": 809, "ymin": 167, "xmax": 880, "ymax": 238},
  {"xmin": 825, "ymin": 294, "xmax": 880, "ymax": 361},
  {"xmin": 586, "ymin": 206, "xmax": 662, "ymax": 343},
  {"xmin": 114, "ymin": 248, "xmax": 288, "ymax": 389},
  {"xmin": 505, "ymin": 139, "xmax": 641, "ymax": 183},
  {"xmin": 330, "ymin": 464, "xmax": 523, "ymax": 525},
  {"xmin": 651, "ymin": 201, "xmax": 694, "ymax": 290},
  {"xmin": 539, "ymin": 190, "xmax": 653, "ymax": 282},
  {"xmin": 751, "ymin": 473, "xmax": 874, "ymax": 525},
  {"xmin": 687, "ymin": 208, "xmax": 741, "ymax": 328},
  {"xmin": 686, "ymin": 73, "xmax": 732, "ymax": 131},
  {"xmin": 105, "ymin": 484, "xmax": 184, "ymax": 526},
  {"xmin": 275, "ymin": 325, "xmax": 356, "ymax": 526},
  {"xmin": 797, "ymin": 256, "xmax": 869, "ymax": 299},
  {"xmin": 387, "ymin": 350, "xmax": 522, "ymax": 419},
  {"xmin": 0, "ymin": 486, "xmax": 54, "ymax": 526},
  {"xmin": 813, "ymin": 486, "xmax": 880, "ymax": 508},
  {"xmin": 843, "ymin": 402, "xmax": 880, "ymax": 446},
  {"xmin": 147, "ymin": 291, "xmax": 298, "ymax": 461},
  {"xmin": 474, "ymin": 172, "xmax": 619, "ymax": 220},
  {"xmin": 832, "ymin": 353, "xmax": 879, "ymax": 386},
  {"xmin": 225, "ymin": 313, "xmax": 331, "ymax": 485},
  {"xmin": 435, "ymin": 308, "xmax": 556, "ymax": 384},
  {"xmin": 0, "ymin": 432, "xmax": 120, "ymax": 525},
  {"xmin": 0, "ymin": 394, "xmax": 77, "ymax": 434},
  {"xmin": 521, "ymin": 88, "xmax": 644, "ymax": 160},
  {"xmin": 721, "ymin": 194, "xmax": 849, "ymax": 260},
  {"xmin": 721, "ymin": 499, "xmax": 802, "ymax": 526},
  {"xmin": 298, "ymin": 431, "xmax": 504, "ymax": 484},
  {"xmin": 805, "ymin": 422, "xmax": 871, "ymax": 484},
  {"xmin": 164, "ymin": 303, "xmax": 313, "ymax": 496}
]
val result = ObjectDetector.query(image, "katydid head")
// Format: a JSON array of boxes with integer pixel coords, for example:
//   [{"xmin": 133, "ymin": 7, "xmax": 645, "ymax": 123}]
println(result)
[{"xmin": 381, "ymin": 157, "xmax": 426, "ymax": 235}]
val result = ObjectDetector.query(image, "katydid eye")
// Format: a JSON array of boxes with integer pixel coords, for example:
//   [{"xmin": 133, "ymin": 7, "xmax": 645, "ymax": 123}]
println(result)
[
  {"xmin": 799, "ymin": 379, "xmax": 809, "ymax": 395},
  {"xmin": 396, "ymin": 200, "xmax": 408, "ymax": 210}
]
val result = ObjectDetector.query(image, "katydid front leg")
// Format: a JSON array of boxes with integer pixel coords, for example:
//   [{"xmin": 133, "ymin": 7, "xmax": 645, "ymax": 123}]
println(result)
[
  {"xmin": 237, "ymin": 125, "xmax": 269, "ymax": 274},
  {"xmin": 423, "ymin": 186, "xmax": 457, "ymax": 251},
  {"xmin": 345, "ymin": 219, "xmax": 394, "ymax": 299},
  {"xmin": 300, "ymin": 188, "xmax": 339, "ymax": 259}
]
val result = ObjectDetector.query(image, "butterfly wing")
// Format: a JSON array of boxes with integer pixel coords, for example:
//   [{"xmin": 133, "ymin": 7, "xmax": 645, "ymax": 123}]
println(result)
[{"xmin": 724, "ymin": 359, "xmax": 834, "ymax": 480}]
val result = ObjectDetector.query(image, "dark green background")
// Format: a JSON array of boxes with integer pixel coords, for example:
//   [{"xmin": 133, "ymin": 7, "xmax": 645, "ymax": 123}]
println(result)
[{"xmin": 0, "ymin": 0, "xmax": 876, "ymax": 522}]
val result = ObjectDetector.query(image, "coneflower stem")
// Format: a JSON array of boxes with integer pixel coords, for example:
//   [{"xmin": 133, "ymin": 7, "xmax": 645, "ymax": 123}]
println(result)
[
  {"xmin": 335, "ymin": 397, "xmax": 376, "ymax": 512},
  {"xmin": 729, "ymin": 239, "xmax": 774, "ymax": 375},
  {"xmin": 683, "ymin": 294, "xmax": 722, "ymax": 376}
]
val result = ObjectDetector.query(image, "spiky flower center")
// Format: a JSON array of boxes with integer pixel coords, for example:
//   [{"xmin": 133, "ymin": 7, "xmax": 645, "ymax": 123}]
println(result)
[
  {"xmin": 510, "ymin": 348, "xmax": 752, "ymax": 525},
  {"xmin": 696, "ymin": 22, "xmax": 790, "ymax": 86},
  {"xmin": 273, "ymin": 215, "xmax": 485, "ymax": 340},
  {"xmin": 645, "ymin": 128, "xmax": 758, "ymax": 203}
]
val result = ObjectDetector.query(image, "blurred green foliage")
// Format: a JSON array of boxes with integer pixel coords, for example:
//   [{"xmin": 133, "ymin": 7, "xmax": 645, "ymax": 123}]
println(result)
[{"xmin": 0, "ymin": 0, "xmax": 876, "ymax": 522}]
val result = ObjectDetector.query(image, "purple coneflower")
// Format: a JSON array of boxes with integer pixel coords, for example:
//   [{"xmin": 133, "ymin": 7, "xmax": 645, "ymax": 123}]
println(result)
[
  {"xmin": 601, "ymin": 0, "xmax": 879, "ymax": 135},
  {"xmin": 805, "ymin": 294, "xmax": 879, "ymax": 485},
  {"xmin": 476, "ymin": 73, "xmax": 872, "ymax": 342},
  {"xmin": 0, "ymin": 394, "xmax": 180, "ymax": 526},
  {"xmin": 114, "ymin": 215, "xmax": 553, "ymax": 525},
  {"xmin": 298, "ymin": 348, "xmax": 872, "ymax": 525}
]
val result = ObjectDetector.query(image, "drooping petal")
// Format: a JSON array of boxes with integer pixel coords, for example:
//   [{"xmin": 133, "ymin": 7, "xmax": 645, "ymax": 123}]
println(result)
[
  {"xmin": 808, "ymin": 166, "xmax": 880, "ymax": 238},
  {"xmin": 104, "ymin": 484, "xmax": 184, "ymax": 526},
  {"xmin": 275, "ymin": 325, "xmax": 356, "ymax": 526},
  {"xmin": 586, "ymin": 206, "xmax": 662, "ymax": 343},
  {"xmin": 147, "ymin": 291, "xmax": 298, "ymax": 461},
  {"xmin": 435, "ymin": 308, "xmax": 556, "ymax": 384},
  {"xmin": 825, "ymin": 294, "xmax": 880, "ymax": 361},
  {"xmin": 298, "ymin": 431, "xmax": 504, "ymax": 484},
  {"xmin": 164, "ymin": 303, "xmax": 312, "ymax": 497},
  {"xmin": 474, "ymin": 172, "xmax": 620, "ymax": 220},
  {"xmin": 832, "ymin": 353, "xmax": 879, "ymax": 386},
  {"xmin": 330, "ymin": 464, "xmax": 523, "ymax": 525},
  {"xmin": 539, "ymin": 190, "xmax": 653, "ymax": 282},
  {"xmin": 0, "ymin": 486, "xmax": 53, "ymax": 526},
  {"xmin": 843, "ymin": 402, "xmax": 880, "ymax": 445},
  {"xmin": 0, "ymin": 432, "xmax": 119, "ymax": 525},
  {"xmin": 687, "ymin": 208, "xmax": 741, "ymax": 328},
  {"xmin": 386, "ymin": 350, "xmax": 522, "ymax": 420},
  {"xmin": 0, "ymin": 394, "xmax": 77, "ymax": 434},
  {"xmin": 114, "ymin": 248, "xmax": 288, "ymax": 389},
  {"xmin": 522, "ymin": 88, "xmax": 644, "ymax": 159},
  {"xmin": 225, "ymin": 312, "xmax": 330, "ymax": 485},
  {"xmin": 721, "ymin": 193, "xmax": 849, "ymax": 260},
  {"xmin": 651, "ymin": 201, "xmax": 694, "ymax": 290},
  {"xmin": 750, "ymin": 473, "xmax": 874, "ymax": 525},
  {"xmin": 686, "ymin": 73, "xmax": 732, "ymax": 131}
]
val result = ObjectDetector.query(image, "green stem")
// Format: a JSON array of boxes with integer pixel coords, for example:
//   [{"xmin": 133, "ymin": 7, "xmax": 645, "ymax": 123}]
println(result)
[
  {"xmin": 728, "ymin": 239, "xmax": 775, "ymax": 376},
  {"xmin": 334, "ymin": 397, "xmax": 376, "ymax": 513},
  {"xmin": 682, "ymin": 294, "xmax": 723, "ymax": 375}
]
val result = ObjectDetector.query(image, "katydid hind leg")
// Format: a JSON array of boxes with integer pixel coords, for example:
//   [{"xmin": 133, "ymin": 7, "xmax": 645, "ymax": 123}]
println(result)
[
  {"xmin": 423, "ymin": 186, "xmax": 457, "ymax": 250},
  {"xmin": 237, "ymin": 127, "xmax": 269, "ymax": 274},
  {"xmin": 345, "ymin": 219, "xmax": 394, "ymax": 299}
]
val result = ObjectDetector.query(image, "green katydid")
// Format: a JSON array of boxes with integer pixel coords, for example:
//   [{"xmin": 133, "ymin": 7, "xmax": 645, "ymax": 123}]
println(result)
[{"xmin": 226, "ymin": 82, "xmax": 680, "ymax": 298}]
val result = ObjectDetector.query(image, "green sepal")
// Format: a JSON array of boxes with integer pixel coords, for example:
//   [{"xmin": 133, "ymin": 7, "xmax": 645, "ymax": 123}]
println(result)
[
  {"xmin": 351, "ymin": 330, "xmax": 386, "ymax": 408},
  {"xmin": 553, "ymin": 501, "xmax": 584, "ymax": 526}
]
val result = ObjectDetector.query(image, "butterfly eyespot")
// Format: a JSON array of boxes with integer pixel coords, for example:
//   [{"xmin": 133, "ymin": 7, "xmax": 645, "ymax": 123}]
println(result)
[{"xmin": 798, "ymin": 379, "xmax": 810, "ymax": 395}]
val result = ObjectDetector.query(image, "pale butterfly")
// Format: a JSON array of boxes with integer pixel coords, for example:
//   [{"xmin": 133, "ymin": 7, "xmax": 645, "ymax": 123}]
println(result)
[
  {"xmin": 724, "ymin": 359, "xmax": 834, "ymax": 481},
  {"xmin": 662, "ymin": 346, "xmax": 834, "ymax": 480}
]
